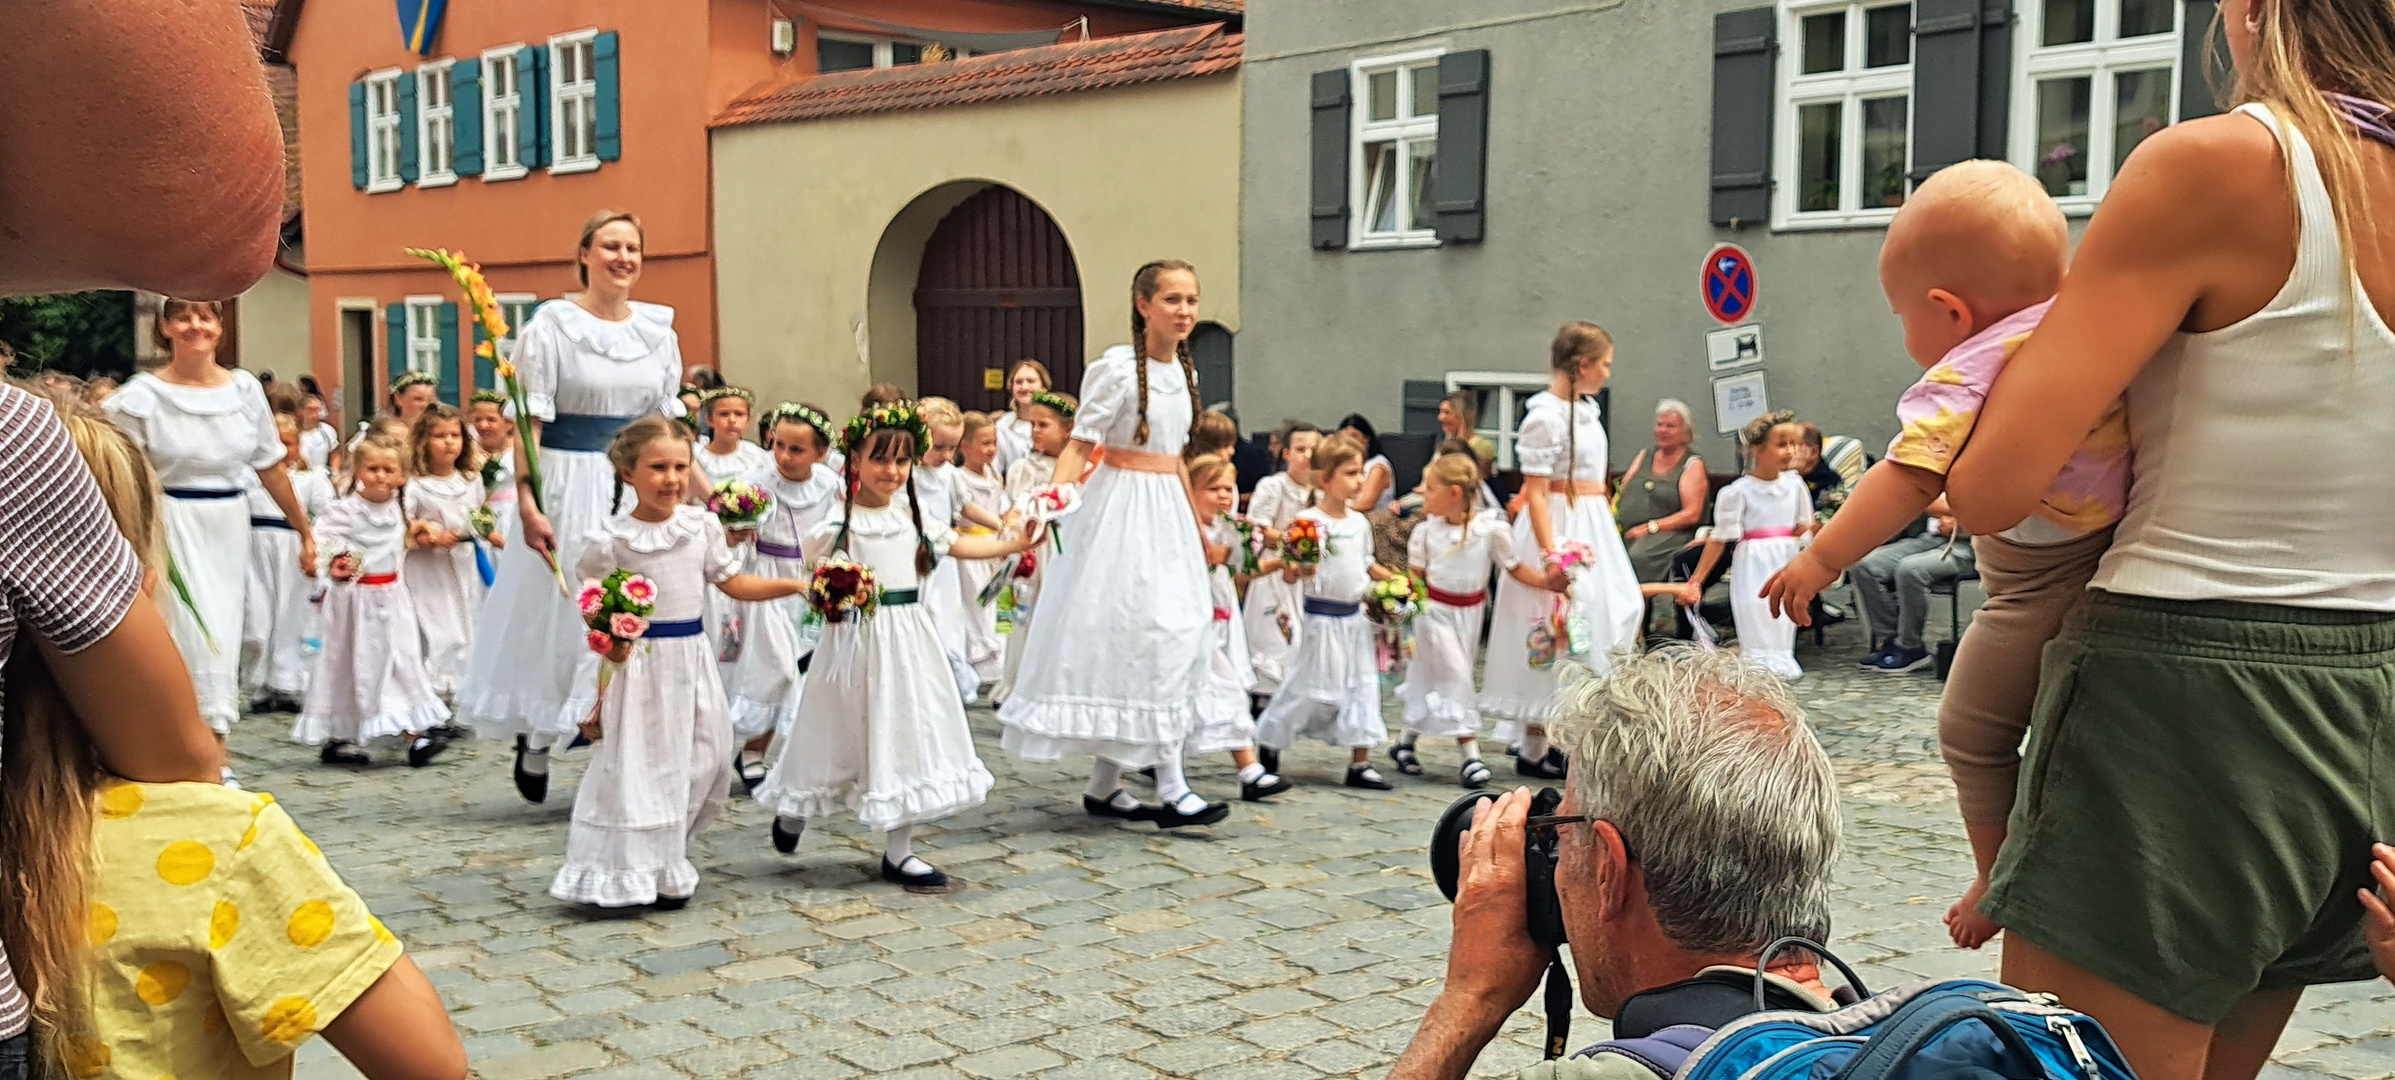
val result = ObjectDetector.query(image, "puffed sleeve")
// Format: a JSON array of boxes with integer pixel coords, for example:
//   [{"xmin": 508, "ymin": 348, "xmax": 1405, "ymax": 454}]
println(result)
[
  {"xmin": 514, "ymin": 308, "xmax": 561, "ymax": 422},
  {"xmin": 311, "ymin": 498, "xmax": 358, "ymax": 556},
  {"xmin": 1406, "ymin": 519, "xmax": 1433, "ymax": 570},
  {"xmin": 236, "ymin": 373, "xmax": 285, "ymax": 471},
  {"xmin": 1514, "ymin": 400, "xmax": 1565, "ymax": 478},
  {"xmin": 1477, "ymin": 513, "xmax": 1522, "ymax": 571},
  {"xmin": 801, "ymin": 515, "xmax": 847, "ymax": 568},
  {"xmin": 924, "ymin": 520, "xmax": 957, "ymax": 560},
  {"xmin": 700, "ymin": 510, "xmax": 739, "ymax": 583},
  {"xmin": 100, "ymin": 378, "xmax": 153, "ymax": 453},
  {"xmin": 1711, "ymin": 484, "xmax": 1747, "ymax": 542},
  {"xmin": 656, "ymin": 338, "xmax": 687, "ymax": 420},
  {"xmin": 573, "ymin": 529, "xmax": 616, "ymax": 583},
  {"xmin": 1070, "ymin": 347, "xmax": 1137, "ymax": 446}
]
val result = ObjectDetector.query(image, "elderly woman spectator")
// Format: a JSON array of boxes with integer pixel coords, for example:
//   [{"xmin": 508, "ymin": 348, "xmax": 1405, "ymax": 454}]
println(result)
[{"xmin": 1616, "ymin": 400, "xmax": 1709, "ymax": 630}]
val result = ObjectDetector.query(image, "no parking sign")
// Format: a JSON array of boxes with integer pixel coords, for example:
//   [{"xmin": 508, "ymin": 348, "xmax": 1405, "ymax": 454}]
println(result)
[{"xmin": 1702, "ymin": 245, "xmax": 1758, "ymax": 325}]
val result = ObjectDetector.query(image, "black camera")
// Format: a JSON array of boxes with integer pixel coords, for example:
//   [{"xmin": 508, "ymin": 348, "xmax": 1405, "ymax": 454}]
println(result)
[{"xmin": 1429, "ymin": 787, "xmax": 1568, "ymax": 947}]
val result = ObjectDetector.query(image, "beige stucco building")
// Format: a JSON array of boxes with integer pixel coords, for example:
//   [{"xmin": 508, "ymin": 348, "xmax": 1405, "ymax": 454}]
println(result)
[{"xmin": 711, "ymin": 23, "xmax": 1243, "ymax": 415}]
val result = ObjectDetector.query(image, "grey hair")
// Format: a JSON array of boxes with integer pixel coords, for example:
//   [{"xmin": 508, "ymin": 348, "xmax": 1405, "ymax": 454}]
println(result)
[
  {"xmin": 1655, "ymin": 399, "xmax": 1695, "ymax": 426},
  {"xmin": 1551, "ymin": 646, "xmax": 1840, "ymax": 952}
]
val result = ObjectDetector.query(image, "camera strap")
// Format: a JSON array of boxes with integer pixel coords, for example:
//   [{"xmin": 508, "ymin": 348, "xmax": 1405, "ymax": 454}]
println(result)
[{"xmin": 1544, "ymin": 957, "xmax": 1574, "ymax": 1059}]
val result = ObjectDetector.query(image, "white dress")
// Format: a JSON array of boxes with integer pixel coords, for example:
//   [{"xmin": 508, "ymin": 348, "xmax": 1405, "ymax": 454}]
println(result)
[
  {"xmin": 1400, "ymin": 512, "xmax": 1519, "ymax": 738},
  {"xmin": 293, "ymin": 494, "xmax": 451, "ymax": 745},
  {"xmin": 1255, "ymin": 508, "xmax": 1385, "ymax": 750},
  {"xmin": 1718, "ymin": 473, "xmax": 1813, "ymax": 680},
  {"xmin": 460, "ymin": 300, "xmax": 684, "ymax": 750},
  {"xmin": 953, "ymin": 462, "xmax": 1010, "ymax": 682},
  {"xmin": 995, "ymin": 409, "xmax": 1035, "ymax": 476},
  {"xmin": 994, "ymin": 451, "xmax": 1058, "ymax": 703},
  {"xmin": 998, "ymin": 346, "xmax": 1211, "ymax": 769},
  {"xmin": 241, "ymin": 469, "xmax": 332, "ymax": 700},
  {"xmin": 1481, "ymin": 392, "xmax": 1645, "ymax": 740},
  {"xmin": 697, "ymin": 441, "xmax": 771, "ymax": 488},
  {"xmin": 551, "ymin": 505, "xmax": 739, "ymax": 907},
  {"xmin": 405, "ymin": 472, "xmax": 485, "ymax": 698},
  {"xmin": 105, "ymin": 370, "xmax": 285, "ymax": 732},
  {"xmin": 480, "ymin": 447, "xmax": 521, "ymax": 548},
  {"xmin": 696, "ymin": 442, "xmax": 770, "ymax": 674},
  {"xmin": 1190, "ymin": 513, "xmax": 1257, "ymax": 756},
  {"xmin": 1242, "ymin": 472, "xmax": 1312, "ymax": 695},
  {"xmin": 300, "ymin": 422, "xmax": 341, "ymax": 474},
  {"xmin": 914, "ymin": 463, "xmax": 981, "ymax": 703},
  {"xmin": 1364, "ymin": 454, "xmax": 1398, "ymax": 513},
  {"xmin": 724, "ymin": 461, "xmax": 841, "ymax": 741},
  {"xmin": 755, "ymin": 501, "xmax": 995, "ymax": 830}
]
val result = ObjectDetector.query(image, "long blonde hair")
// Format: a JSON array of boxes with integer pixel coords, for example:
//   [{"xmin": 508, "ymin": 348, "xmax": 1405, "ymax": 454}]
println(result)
[{"xmin": 2232, "ymin": 2, "xmax": 2395, "ymax": 282}]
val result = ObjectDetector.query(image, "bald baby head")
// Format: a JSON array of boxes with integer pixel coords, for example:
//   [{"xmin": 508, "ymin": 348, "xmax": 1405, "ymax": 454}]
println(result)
[{"xmin": 1879, "ymin": 160, "xmax": 2068, "ymax": 366}]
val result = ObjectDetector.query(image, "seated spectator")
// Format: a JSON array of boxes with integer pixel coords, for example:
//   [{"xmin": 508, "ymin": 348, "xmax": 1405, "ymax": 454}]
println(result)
[
  {"xmin": 1851, "ymin": 497, "xmax": 1973, "ymax": 673},
  {"xmin": 1439, "ymin": 391, "xmax": 1498, "ymax": 474},
  {"xmin": 1792, "ymin": 424, "xmax": 1866, "ymax": 512},
  {"xmin": 1391, "ymin": 647, "xmax": 1842, "ymax": 1080},
  {"xmin": 1617, "ymin": 400, "xmax": 1709, "ymax": 636}
]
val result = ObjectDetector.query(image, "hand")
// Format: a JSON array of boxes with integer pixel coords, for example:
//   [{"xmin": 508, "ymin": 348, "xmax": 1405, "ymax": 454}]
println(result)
[
  {"xmin": 1674, "ymin": 582, "xmax": 1702, "ymax": 608},
  {"xmin": 522, "ymin": 504, "xmax": 557, "ymax": 558},
  {"xmin": 1001, "ymin": 509, "xmax": 1024, "ymax": 532},
  {"xmin": 1442, "ymin": 788, "xmax": 1556, "ymax": 1018},
  {"xmin": 1205, "ymin": 542, "xmax": 1231, "ymax": 568},
  {"xmin": 296, "ymin": 536, "xmax": 318, "ymax": 579},
  {"xmin": 1934, "ymin": 514, "xmax": 1960, "ymax": 537},
  {"xmin": 603, "ymin": 639, "xmax": 633, "ymax": 664},
  {"xmin": 433, "ymin": 529, "xmax": 460, "ymax": 550},
  {"xmin": 1626, "ymin": 522, "xmax": 1650, "ymax": 541},
  {"xmin": 487, "ymin": 532, "xmax": 507, "ymax": 551},
  {"xmin": 1543, "ymin": 567, "xmax": 1571, "ymax": 593},
  {"xmin": 2360, "ymin": 844, "xmax": 2395, "ymax": 983},
  {"xmin": 1761, "ymin": 550, "xmax": 1841, "ymax": 623},
  {"xmin": 1282, "ymin": 566, "xmax": 1302, "ymax": 584}
]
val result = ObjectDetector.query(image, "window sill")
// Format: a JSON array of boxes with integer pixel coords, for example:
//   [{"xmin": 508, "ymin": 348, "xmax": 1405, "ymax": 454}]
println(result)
[
  {"xmin": 1772, "ymin": 208, "xmax": 1900, "ymax": 232},
  {"xmin": 417, "ymin": 173, "xmax": 458, "ymax": 189},
  {"xmin": 1349, "ymin": 233, "xmax": 1441, "ymax": 252},
  {"xmin": 366, "ymin": 178, "xmax": 404, "ymax": 195},
  {"xmin": 549, "ymin": 157, "xmax": 600, "ymax": 176},
  {"xmin": 482, "ymin": 163, "xmax": 529, "ymax": 182}
]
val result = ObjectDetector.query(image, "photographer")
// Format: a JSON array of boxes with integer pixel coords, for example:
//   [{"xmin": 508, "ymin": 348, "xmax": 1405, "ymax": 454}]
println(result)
[{"xmin": 1393, "ymin": 648, "xmax": 1845, "ymax": 1080}]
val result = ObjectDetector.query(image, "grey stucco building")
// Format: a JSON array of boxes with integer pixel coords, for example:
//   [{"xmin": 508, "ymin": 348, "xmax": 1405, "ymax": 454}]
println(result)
[{"xmin": 1236, "ymin": 0, "xmax": 2224, "ymax": 467}]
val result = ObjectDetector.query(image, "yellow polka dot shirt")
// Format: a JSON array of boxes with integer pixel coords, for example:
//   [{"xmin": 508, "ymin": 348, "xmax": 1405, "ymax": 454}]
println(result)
[{"xmin": 80, "ymin": 782, "xmax": 402, "ymax": 1079}]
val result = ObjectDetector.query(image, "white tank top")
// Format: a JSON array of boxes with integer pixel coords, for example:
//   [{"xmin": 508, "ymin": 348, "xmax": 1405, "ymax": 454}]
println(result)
[{"xmin": 2092, "ymin": 103, "xmax": 2395, "ymax": 609}]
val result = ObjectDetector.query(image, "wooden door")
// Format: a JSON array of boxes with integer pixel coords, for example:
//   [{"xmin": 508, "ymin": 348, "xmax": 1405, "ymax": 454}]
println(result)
[{"xmin": 914, "ymin": 187, "xmax": 1083, "ymax": 412}]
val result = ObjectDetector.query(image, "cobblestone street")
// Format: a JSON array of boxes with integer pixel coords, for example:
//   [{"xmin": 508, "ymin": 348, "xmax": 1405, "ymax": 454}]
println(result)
[{"xmin": 259, "ymin": 621, "xmax": 2395, "ymax": 1080}]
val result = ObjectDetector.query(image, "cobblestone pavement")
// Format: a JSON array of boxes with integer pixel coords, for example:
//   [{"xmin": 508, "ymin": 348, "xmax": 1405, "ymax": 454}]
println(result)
[{"xmin": 262, "ymin": 620, "xmax": 2395, "ymax": 1080}]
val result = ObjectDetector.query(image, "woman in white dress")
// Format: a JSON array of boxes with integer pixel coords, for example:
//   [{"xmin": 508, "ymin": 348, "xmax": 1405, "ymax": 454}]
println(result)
[
  {"xmin": 998, "ymin": 259, "xmax": 1231, "ymax": 828},
  {"xmin": 403, "ymin": 404, "xmax": 487, "ymax": 700},
  {"xmin": 993, "ymin": 359, "xmax": 1051, "ymax": 476},
  {"xmin": 458, "ymin": 211, "xmax": 686, "ymax": 804},
  {"xmin": 1479, "ymin": 321, "xmax": 1645, "ymax": 778},
  {"xmin": 106, "ymin": 298, "xmax": 318, "ymax": 782}
]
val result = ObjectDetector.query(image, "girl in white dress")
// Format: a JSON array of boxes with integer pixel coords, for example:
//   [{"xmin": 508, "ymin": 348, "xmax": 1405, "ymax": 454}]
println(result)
[
  {"xmin": 1255, "ymin": 440, "xmax": 1397, "ymax": 790},
  {"xmin": 469, "ymin": 390, "xmax": 520, "ymax": 548},
  {"xmin": 554, "ymin": 418, "xmax": 809, "ymax": 910},
  {"xmin": 954, "ymin": 412, "xmax": 1011, "ymax": 683},
  {"xmin": 106, "ymin": 298, "xmax": 317, "ymax": 781},
  {"xmin": 405, "ymin": 404, "xmax": 486, "ymax": 700},
  {"xmin": 994, "ymin": 392, "xmax": 1074, "ymax": 703},
  {"xmin": 242, "ymin": 414, "xmax": 333, "ymax": 714},
  {"xmin": 295, "ymin": 439, "xmax": 452, "ymax": 767},
  {"xmin": 693, "ymin": 387, "xmax": 771, "ymax": 673},
  {"xmin": 1337, "ymin": 414, "xmax": 1398, "ymax": 513},
  {"xmin": 1480, "ymin": 322, "xmax": 1646, "ymax": 779},
  {"xmin": 756, "ymin": 407, "xmax": 1031, "ymax": 890},
  {"xmin": 725, "ymin": 403, "xmax": 841, "ymax": 785},
  {"xmin": 993, "ymin": 359, "xmax": 1052, "ymax": 476},
  {"xmin": 1242, "ymin": 421, "xmax": 1321, "ymax": 704},
  {"xmin": 999, "ymin": 259, "xmax": 1232, "ymax": 828},
  {"xmin": 913, "ymin": 398, "xmax": 1003, "ymax": 703},
  {"xmin": 1396, "ymin": 453, "xmax": 1542, "ymax": 790},
  {"xmin": 459, "ymin": 211, "xmax": 686, "ymax": 805},
  {"xmin": 298, "ymin": 390, "xmax": 343, "ymax": 475},
  {"xmin": 1188, "ymin": 455, "xmax": 1289, "ymax": 801},
  {"xmin": 1680, "ymin": 417, "xmax": 1814, "ymax": 680}
]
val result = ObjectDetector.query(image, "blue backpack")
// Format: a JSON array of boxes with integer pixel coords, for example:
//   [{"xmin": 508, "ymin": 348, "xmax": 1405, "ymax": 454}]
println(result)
[{"xmin": 1585, "ymin": 941, "xmax": 2139, "ymax": 1080}]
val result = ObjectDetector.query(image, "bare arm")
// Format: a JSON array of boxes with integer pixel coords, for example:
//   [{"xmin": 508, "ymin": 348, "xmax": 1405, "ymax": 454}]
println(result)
[
  {"xmin": 37, "ymin": 597, "xmax": 222, "ymax": 781},
  {"xmin": 1661, "ymin": 456, "xmax": 1709, "ymax": 531},
  {"xmin": 318, "ymin": 956, "xmax": 469, "ymax": 1080},
  {"xmin": 1521, "ymin": 475, "xmax": 1557, "ymax": 554},
  {"xmin": 0, "ymin": 0, "xmax": 283, "ymax": 298},
  {"xmin": 959, "ymin": 502, "xmax": 1007, "ymax": 531},
  {"xmin": 1049, "ymin": 439, "xmax": 1093, "ymax": 489},
  {"xmin": 1685, "ymin": 538, "xmax": 1729, "ymax": 593},
  {"xmin": 714, "ymin": 574, "xmax": 807, "ymax": 603},
  {"xmin": 516, "ymin": 420, "xmax": 554, "ymax": 556},
  {"xmin": 1809, "ymin": 461, "xmax": 1942, "ymax": 572},
  {"xmin": 950, "ymin": 529, "xmax": 1032, "ymax": 562},
  {"xmin": 1352, "ymin": 462, "xmax": 1391, "ymax": 512}
]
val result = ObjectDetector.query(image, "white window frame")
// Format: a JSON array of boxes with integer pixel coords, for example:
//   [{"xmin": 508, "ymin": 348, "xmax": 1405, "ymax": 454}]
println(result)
[
  {"xmin": 404, "ymin": 296, "xmax": 445, "ymax": 380},
  {"xmin": 816, "ymin": 31, "xmax": 932, "ymax": 72},
  {"xmin": 1348, "ymin": 47, "xmax": 1445, "ymax": 251},
  {"xmin": 364, "ymin": 68, "xmax": 404, "ymax": 194},
  {"xmin": 548, "ymin": 28, "xmax": 600, "ymax": 175},
  {"xmin": 415, "ymin": 59, "xmax": 456, "ymax": 187},
  {"xmin": 493, "ymin": 293, "xmax": 538, "ymax": 360},
  {"xmin": 1774, "ymin": 0, "xmax": 1916, "ymax": 230},
  {"xmin": 2010, "ymin": 0, "xmax": 2182, "ymax": 211},
  {"xmin": 481, "ymin": 45, "xmax": 526, "ymax": 182},
  {"xmin": 1444, "ymin": 371, "xmax": 1552, "ymax": 471}
]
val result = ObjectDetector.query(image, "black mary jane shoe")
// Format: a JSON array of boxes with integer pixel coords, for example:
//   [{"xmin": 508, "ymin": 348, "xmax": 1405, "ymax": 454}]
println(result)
[
  {"xmin": 1083, "ymin": 792, "xmax": 1145, "ymax": 820},
  {"xmin": 771, "ymin": 816, "xmax": 804, "ymax": 854},
  {"xmin": 1345, "ymin": 765, "xmax": 1394, "ymax": 791},
  {"xmin": 881, "ymin": 857, "xmax": 950, "ymax": 889},
  {"xmin": 1241, "ymin": 773, "xmax": 1292, "ymax": 801},
  {"xmin": 407, "ymin": 734, "xmax": 450, "ymax": 768},
  {"xmin": 431, "ymin": 723, "xmax": 469, "ymax": 740},
  {"xmin": 319, "ymin": 742, "xmax": 370, "ymax": 767},
  {"xmin": 512, "ymin": 737, "xmax": 549, "ymax": 804},
  {"xmin": 1388, "ymin": 745, "xmax": 1424, "ymax": 776},
  {"xmin": 652, "ymin": 894, "xmax": 691, "ymax": 912},
  {"xmin": 1514, "ymin": 748, "xmax": 1569, "ymax": 780},
  {"xmin": 1460, "ymin": 759, "xmax": 1493, "ymax": 790},
  {"xmin": 1256, "ymin": 746, "xmax": 1280, "ymax": 774},
  {"xmin": 737, "ymin": 756, "xmax": 769, "ymax": 795},
  {"xmin": 1141, "ymin": 797, "xmax": 1231, "ymax": 828}
]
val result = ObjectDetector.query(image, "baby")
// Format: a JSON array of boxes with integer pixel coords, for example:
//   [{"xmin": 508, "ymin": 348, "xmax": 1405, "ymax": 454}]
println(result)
[{"xmin": 1761, "ymin": 159, "xmax": 2130, "ymax": 949}]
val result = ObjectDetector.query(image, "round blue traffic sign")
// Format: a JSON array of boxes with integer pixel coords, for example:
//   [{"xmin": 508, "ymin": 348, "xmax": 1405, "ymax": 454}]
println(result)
[{"xmin": 1703, "ymin": 245, "xmax": 1758, "ymax": 325}]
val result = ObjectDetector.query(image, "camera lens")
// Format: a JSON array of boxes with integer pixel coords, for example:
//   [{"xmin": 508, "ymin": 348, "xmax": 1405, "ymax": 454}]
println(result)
[{"xmin": 1427, "ymin": 788, "xmax": 1570, "ymax": 947}]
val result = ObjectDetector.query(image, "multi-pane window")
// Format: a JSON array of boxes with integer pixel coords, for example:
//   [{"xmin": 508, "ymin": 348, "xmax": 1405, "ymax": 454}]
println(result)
[
  {"xmin": 482, "ymin": 46, "xmax": 524, "ymax": 179},
  {"xmin": 417, "ymin": 60, "xmax": 454, "ymax": 185},
  {"xmin": 551, "ymin": 31, "xmax": 599, "ymax": 171},
  {"xmin": 1778, "ymin": 1, "xmax": 1913, "ymax": 226},
  {"xmin": 365, "ymin": 70, "xmax": 403, "ymax": 192},
  {"xmin": 1350, "ymin": 49, "xmax": 1442, "ymax": 248},
  {"xmin": 2015, "ymin": 0, "xmax": 2179, "ymax": 202},
  {"xmin": 495, "ymin": 295, "xmax": 538, "ymax": 359},
  {"xmin": 1444, "ymin": 374, "xmax": 1554, "ymax": 471},
  {"xmin": 818, "ymin": 34, "xmax": 929, "ymax": 73},
  {"xmin": 405, "ymin": 299, "xmax": 444, "ymax": 378}
]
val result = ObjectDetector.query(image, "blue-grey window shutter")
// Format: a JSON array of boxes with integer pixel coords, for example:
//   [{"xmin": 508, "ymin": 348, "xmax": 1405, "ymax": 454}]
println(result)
[
  {"xmin": 1911, "ymin": 0, "xmax": 2014, "ymax": 182},
  {"xmin": 397, "ymin": 73, "xmax": 420, "ymax": 183},
  {"xmin": 385, "ymin": 304, "xmax": 407, "ymax": 391},
  {"xmin": 2179, "ymin": 0, "xmax": 2227, "ymax": 120},
  {"xmin": 517, "ymin": 47, "xmax": 548, "ymax": 168},
  {"xmin": 472, "ymin": 320, "xmax": 496, "ymax": 395},
  {"xmin": 1310, "ymin": 69, "xmax": 1351, "ymax": 250},
  {"xmin": 437, "ymin": 302, "xmax": 461, "ymax": 404},
  {"xmin": 594, "ymin": 30, "xmax": 622, "ymax": 161},
  {"xmin": 1710, "ymin": 8, "xmax": 1776, "ymax": 226},
  {"xmin": 452, "ymin": 61, "xmax": 484, "ymax": 177},
  {"xmin": 1433, "ymin": 50, "xmax": 1491, "ymax": 244},
  {"xmin": 349, "ymin": 82, "xmax": 369, "ymax": 189}
]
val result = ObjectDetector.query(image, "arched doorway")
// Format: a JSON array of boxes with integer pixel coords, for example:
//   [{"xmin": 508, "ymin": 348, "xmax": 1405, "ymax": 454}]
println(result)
[{"xmin": 913, "ymin": 187, "xmax": 1083, "ymax": 412}]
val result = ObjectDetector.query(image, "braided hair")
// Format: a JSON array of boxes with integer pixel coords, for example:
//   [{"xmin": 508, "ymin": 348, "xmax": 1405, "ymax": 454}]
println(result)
[
  {"xmin": 1128, "ymin": 259, "xmax": 1204, "ymax": 448},
  {"xmin": 1547, "ymin": 321, "xmax": 1615, "ymax": 506}
]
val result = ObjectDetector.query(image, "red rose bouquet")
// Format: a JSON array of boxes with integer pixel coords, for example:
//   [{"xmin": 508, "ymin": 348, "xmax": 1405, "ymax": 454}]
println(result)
[{"xmin": 809, "ymin": 556, "xmax": 880, "ymax": 623}]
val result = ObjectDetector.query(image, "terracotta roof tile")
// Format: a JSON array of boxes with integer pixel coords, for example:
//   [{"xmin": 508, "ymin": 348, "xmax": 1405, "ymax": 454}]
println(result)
[{"xmin": 713, "ymin": 23, "xmax": 1240, "ymax": 128}]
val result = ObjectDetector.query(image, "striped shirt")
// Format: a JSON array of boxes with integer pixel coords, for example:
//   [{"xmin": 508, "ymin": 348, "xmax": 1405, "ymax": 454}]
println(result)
[{"xmin": 0, "ymin": 385, "xmax": 145, "ymax": 1038}]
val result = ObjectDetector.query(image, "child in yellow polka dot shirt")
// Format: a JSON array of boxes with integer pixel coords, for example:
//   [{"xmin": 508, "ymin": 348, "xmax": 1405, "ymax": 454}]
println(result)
[{"xmin": 79, "ymin": 781, "xmax": 463, "ymax": 1080}]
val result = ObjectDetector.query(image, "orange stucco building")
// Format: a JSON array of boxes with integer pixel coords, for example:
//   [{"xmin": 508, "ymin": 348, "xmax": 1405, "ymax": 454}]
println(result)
[{"xmin": 273, "ymin": 0, "xmax": 1235, "ymax": 427}]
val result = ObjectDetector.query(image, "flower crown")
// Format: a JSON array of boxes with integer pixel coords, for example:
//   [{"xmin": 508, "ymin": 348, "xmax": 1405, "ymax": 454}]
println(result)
[
  {"xmin": 1742, "ymin": 409, "xmax": 1799, "ymax": 446},
  {"xmin": 699, "ymin": 386, "xmax": 754, "ymax": 412},
  {"xmin": 468, "ymin": 389, "xmax": 509, "ymax": 407},
  {"xmin": 842, "ymin": 403, "xmax": 931, "ymax": 462},
  {"xmin": 1027, "ymin": 391, "xmax": 1077, "ymax": 419},
  {"xmin": 390, "ymin": 371, "xmax": 439, "ymax": 394},
  {"xmin": 764, "ymin": 401, "xmax": 832, "ymax": 441}
]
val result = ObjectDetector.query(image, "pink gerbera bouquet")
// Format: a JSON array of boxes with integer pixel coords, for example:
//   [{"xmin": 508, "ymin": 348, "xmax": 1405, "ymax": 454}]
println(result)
[{"xmin": 580, "ymin": 569, "xmax": 657, "ymax": 662}]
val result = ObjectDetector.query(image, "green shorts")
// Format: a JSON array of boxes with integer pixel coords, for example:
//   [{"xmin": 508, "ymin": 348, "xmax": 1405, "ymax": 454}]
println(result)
[{"xmin": 1982, "ymin": 590, "xmax": 2395, "ymax": 1024}]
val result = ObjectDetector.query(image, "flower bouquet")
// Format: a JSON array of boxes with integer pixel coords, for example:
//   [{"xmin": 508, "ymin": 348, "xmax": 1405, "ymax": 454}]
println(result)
[
  {"xmin": 1021, "ymin": 483, "xmax": 1081, "ymax": 552},
  {"xmin": 1281, "ymin": 518, "xmax": 1326, "ymax": 569},
  {"xmin": 810, "ymin": 556, "xmax": 881, "ymax": 624},
  {"xmin": 707, "ymin": 479, "xmax": 774, "ymax": 531},
  {"xmin": 1366, "ymin": 574, "xmax": 1422, "ymax": 626},
  {"xmin": 468, "ymin": 505, "xmax": 498, "ymax": 541},
  {"xmin": 580, "ymin": 571, "xmax": 657, "ymax": 663},
  {"xmin": 1814, "ymin": 486, "xmax": 1847, "ymax": 524},
  {"xmin": 1229, "ymin": 515, "xmax": 1268, "ymax": 577},
  {"xmin": 326, "ymin": 545, "xmax": 365, "ymax": 585}
]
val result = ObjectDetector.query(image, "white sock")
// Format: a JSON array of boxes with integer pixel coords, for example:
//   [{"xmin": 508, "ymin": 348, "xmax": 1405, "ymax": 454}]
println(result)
[
  {"xmin": 1153, "ymin": 750, "xmax": 1192, "ymax": 805},
  {"xmin": 884, "ymin": 825, "xmax": 912, "ymax": 865},
  {"xmin": 738, "ymin": 748, "xmax": 764, "ymax": 768},
  {"xmin": 519, "ymin": 747, "xmax": 550, "ymax": 777},
  {"xmin": 1522, "ymin": 731, "xmax": 1550, "ymax": 761},
  {"xmin": 1459, "ymin": 739, "xmax": 1481, "ymax": 762},
  {"xmin": 1168, "ymin": 790, "xmax": 1208, "ymax": 814},
  {"xmin": 1086, "ymin": 759, "xmax": 1124, "ymax": 801},
  {"xmin": 1238, "ymin": 762, "xmax": 1266, "ymax": 784}
]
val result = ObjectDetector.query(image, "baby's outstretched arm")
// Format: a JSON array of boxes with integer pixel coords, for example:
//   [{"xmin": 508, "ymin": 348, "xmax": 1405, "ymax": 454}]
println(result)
[{"xmin": 1762, "ymin": 459, "xmax": 1946, "ymax": 623}]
